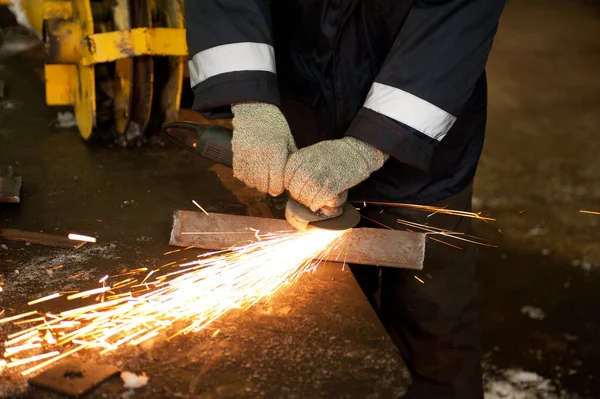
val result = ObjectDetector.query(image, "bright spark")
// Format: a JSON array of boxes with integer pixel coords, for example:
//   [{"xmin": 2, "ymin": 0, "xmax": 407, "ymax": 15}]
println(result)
[
  {"xmin": 66, "ymin": 272, "xmax": 84, "ymax": 280},
  {"xmin": 28, "ymin": 293, "xmax": 61, "ymax": 306},
  {"xmin": 0, "ymin": 229, "xmax": 346, "ymax": 376},
  {"xmin": 68, "ymin": 234, "xmax": 97, "ymax": 243},
  {"xmin": 0, "ymin": 311, "xmax": 38, "ymax": 325},
  {"xmin": 7, "ymin": 351, "xmax": 60, "ymax": 368},
  {"xmin": 354, "ymin": 202, "xmax": 495, "ymax": 222},
  {"xmin": 4, "ymin": 343, "xmax": 41, "ymax": 357},
  {"xmin": 66, "ymin": 287, "xmax": 111, "ymax": 300},
  {"xmin": 192, "ymin": 200, "xmax": 210, "ymax": 216}
]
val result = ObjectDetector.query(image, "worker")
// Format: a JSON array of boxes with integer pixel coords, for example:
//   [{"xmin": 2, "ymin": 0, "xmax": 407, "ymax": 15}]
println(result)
[{"xmin": 185, "ymin": 1, "xmax": 505, "ymax": 398}]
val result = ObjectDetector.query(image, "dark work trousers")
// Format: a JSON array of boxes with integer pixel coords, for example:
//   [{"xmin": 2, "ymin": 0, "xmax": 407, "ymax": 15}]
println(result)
[{"xmin": 351, "ymin": 185, "xmax": 482, "ymax": 399}]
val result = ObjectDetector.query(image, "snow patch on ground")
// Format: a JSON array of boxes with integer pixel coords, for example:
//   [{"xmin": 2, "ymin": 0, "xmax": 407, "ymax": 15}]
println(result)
[
  {"xmin": 121, "ymin": 371, "xmax": 149, "ymax": 389},
  {"xmin": 570, "ymin": 259, "xmax": 597, "ymax": 272},
  {"xmin": 55, "ymin": 112, "xmax": 77, "ymax": 128},
  {"xmin": 472, "ymin": 196, "xmax": 484, "ymax": 211},
  {"xmin": 526, "ymin": 226, "xmax": 548, "ymax": 237},
  {"xmin": 521, "ymin": 306, "xmax": 546, "ymax": 320},
  {"xmin": 485, "ymin": 368, "xmax": 578, "ymax": 399}
]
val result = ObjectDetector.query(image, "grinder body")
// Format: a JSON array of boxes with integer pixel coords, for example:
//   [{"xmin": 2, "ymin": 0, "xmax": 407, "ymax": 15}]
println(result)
[{"xmin": 162, "ymin": 122, "xmax": 360, "ymax": 230}]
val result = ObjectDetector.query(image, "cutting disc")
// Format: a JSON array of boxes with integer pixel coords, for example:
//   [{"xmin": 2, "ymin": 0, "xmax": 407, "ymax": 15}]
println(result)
[{"xmin": 285, "ymin": 201, "xmax": 360, "ymax": 231}]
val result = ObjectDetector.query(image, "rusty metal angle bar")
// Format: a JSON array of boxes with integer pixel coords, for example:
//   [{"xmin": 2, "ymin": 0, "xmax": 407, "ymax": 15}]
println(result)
[{"xmin": 169, "ymin": 210, "xmax": 426, "ymax": 270}]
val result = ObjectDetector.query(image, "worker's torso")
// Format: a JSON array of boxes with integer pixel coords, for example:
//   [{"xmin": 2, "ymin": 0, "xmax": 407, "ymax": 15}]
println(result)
[
  {"xmin": 272, "ymin": 1, "xmax": 487, "ymax": 204},
  {"xmin": 272, "ymin": 1, "xmax": 411, "ymax": 144}
]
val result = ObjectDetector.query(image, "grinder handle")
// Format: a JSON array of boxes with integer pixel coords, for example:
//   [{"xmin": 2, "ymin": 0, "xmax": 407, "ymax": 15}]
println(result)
[
  {"xmin": 195, "ymin": 125, "xmax": 233, "ymax": 168},
  {"xmin": 162, "ymin": 122, "xmax": 233, "ymax": 168}
]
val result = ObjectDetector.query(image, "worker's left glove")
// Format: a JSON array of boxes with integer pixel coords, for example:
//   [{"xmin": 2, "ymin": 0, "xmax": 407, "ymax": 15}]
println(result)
[{"xmin": 284, "ymin": 137, "xmax": 389, "ymax": 212}]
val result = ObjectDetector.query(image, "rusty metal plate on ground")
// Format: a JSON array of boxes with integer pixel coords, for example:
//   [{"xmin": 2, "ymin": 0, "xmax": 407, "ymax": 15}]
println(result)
[{"xmin": 29, "ymin": 359, "xmax": 120, "ymax": 397}]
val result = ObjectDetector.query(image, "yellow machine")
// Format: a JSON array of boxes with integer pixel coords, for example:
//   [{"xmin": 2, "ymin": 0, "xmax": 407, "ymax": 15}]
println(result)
[{"xmin": 4, "ymin": 0, "xmax": 189, "ymax": 141}]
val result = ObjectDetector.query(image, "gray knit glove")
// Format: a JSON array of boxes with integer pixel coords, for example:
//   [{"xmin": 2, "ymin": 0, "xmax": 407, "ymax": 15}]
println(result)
[
  {"xmin": 231, "ymin": 102, "xmax": 298, "ymax": 196},
  {"xmin": 284, "ymin": 137, "xmax": 389, "ymax": 212}
]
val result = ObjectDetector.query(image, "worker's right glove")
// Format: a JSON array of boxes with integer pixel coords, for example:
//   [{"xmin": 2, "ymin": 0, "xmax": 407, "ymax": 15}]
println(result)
[
  {"xmin": 284, "ymin": 136, "xmax": 389, "ymax": 212},
  {"xmin": 231, "ymin": 102, "xmax": 298, "ymax": 197}
]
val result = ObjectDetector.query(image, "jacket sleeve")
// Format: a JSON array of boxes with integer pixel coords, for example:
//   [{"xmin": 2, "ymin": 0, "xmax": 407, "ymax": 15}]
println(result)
[
  {"xmin": 345, "ymin": 0, "xmax": 505, "ymax": 171},
  {"xmin": 184, "ymin": 0, "xmax": 279, "ymax": 116}
]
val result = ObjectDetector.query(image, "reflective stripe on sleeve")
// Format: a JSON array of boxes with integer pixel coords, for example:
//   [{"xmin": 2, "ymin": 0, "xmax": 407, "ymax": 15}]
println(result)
[
  {"xmin": 364, "ymin": 82, "xmax": 457, "ymax": 140},
  {"xmin": 189, "ymin": 42, "xmax": 276, "ymax": 87}
]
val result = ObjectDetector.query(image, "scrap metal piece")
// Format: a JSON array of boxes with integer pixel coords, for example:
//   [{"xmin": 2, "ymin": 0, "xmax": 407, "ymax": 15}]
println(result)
[
  {"xmin": 0, "ymin": 229, "xmax": 87, "ymax": 249},
  {"xmin": 170, "ymin": 210, "xmax": 426, "ymax": 269},
  {"xmin": 29, "ymin": 359, "xmax": 119, "ymax": 397},
  {"xmin": 0, "ymin": 165, "xmax": 22, "ymax": 203}
]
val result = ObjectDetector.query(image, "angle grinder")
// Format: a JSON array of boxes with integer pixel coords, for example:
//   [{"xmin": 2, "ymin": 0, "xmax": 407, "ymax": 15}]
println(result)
[{"xmin": 162, "ymin": 122, "xmax": 360, "ymax": 231}]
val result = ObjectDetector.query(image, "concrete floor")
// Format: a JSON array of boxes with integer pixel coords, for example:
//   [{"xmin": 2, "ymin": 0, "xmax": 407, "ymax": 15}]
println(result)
[
  {"xmin": 1, "ymin": 0, "xmax": 600, "ymax": 398},
  {"xmin": 477, "ymin": 0, "xmax": 600, "ymax": 397}
]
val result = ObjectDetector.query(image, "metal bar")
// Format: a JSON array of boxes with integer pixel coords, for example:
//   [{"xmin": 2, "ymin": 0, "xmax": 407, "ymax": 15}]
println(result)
[
  {"xmin": 0, "ymin": 229, "xmax": 86, "ymax": 249},
  {"xmin": 82, "ymin": 28, "xmax": 188, "ymax": 65},
  {"xmin": 169, "ymin": 210, "xmax": 426, "ymax": 270},
  {"xmin": 44, "ymin": 64, "xmax": 75, "ymax": 105}
]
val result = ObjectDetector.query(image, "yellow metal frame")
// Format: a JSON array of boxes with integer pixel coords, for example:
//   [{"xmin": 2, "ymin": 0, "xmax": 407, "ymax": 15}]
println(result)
[
  {"xmin": 44, "ymin": 64, "xmax": 75, "ymax": 105},
  {"xmin": 81, "ymin": 28, "xmax": 187, "ymax": 65},
  {"xmin": 73, "ymin": 0, "xmax": 95, "ymax": 140},
  {"xmin": 44, "ymin": 1, "xmax": 73, "ymax": 19},
  {"xmin": 43, "ymin": 0, "xmax": 188, "ymax": 140}
]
